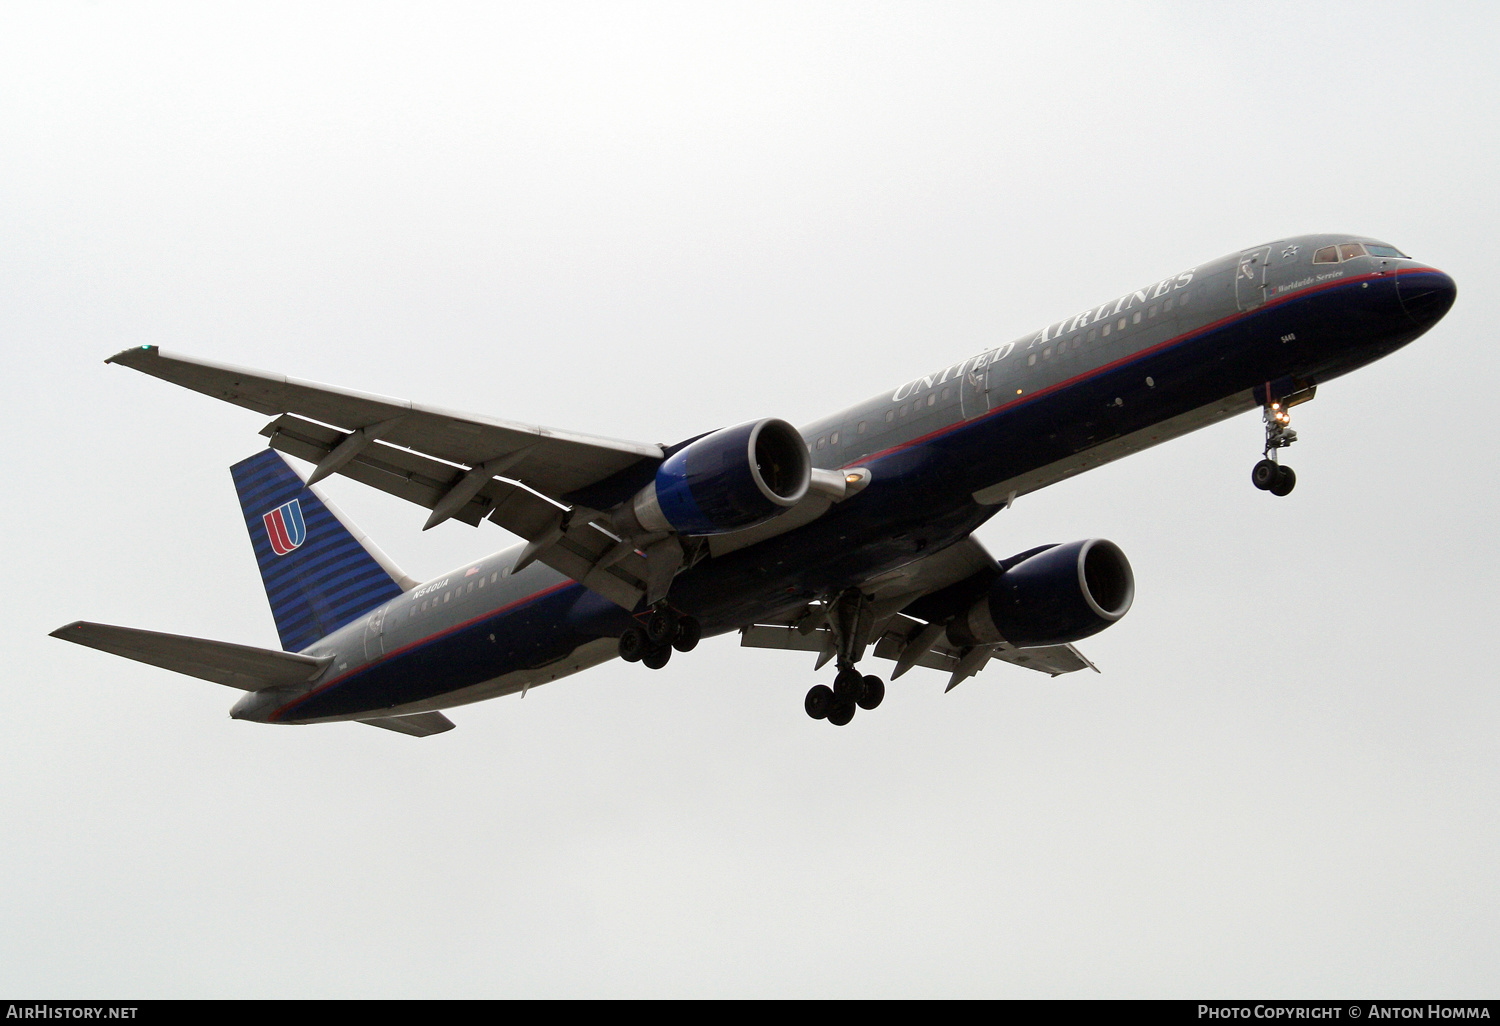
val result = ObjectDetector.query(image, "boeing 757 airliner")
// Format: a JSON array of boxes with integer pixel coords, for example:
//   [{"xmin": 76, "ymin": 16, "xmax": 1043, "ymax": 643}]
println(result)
[{"xmin": 53, "ymin": 235, "xmax": 1456, "ymax": 735}]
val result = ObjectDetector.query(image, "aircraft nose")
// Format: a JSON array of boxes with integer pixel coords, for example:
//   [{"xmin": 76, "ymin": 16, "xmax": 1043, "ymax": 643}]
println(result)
[{"xmin": 1397, "ymin": 268, "xmax": 1457, "ymax": 329}]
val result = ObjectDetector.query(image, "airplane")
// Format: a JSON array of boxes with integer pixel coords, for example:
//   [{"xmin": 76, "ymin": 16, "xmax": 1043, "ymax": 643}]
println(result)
[{"xmin": 52, "ymin": 234, "xmax": 1456, "ymax": 736}]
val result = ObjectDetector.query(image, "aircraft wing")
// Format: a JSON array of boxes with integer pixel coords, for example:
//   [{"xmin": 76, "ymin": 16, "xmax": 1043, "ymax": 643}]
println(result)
[
  {"xmin": 738, "ymin": 536, "xmax": 1099, "ymax": 690},
  {"xmin": 108, "ymin": 347, "xmax": 662, "ymax": 498},
  {"xmin": 108, "ymin": 346, "xmax": 669, "ymax": 610}
]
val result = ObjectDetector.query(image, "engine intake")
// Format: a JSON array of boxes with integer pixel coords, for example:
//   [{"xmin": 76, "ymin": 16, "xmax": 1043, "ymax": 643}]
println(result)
[
  {"xmin": 630, "ymin": 418, "xmax": 811, "ymax": 536},
  {"xmin": 953, "ymin": 538, "xmax": 1134, "ymax": 648}
]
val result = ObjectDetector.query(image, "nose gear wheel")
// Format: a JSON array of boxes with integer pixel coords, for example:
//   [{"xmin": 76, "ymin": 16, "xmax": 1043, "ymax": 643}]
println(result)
[{"xmin": 1252, "ymin": 400, "xmax": 1298, "ymax": 497}]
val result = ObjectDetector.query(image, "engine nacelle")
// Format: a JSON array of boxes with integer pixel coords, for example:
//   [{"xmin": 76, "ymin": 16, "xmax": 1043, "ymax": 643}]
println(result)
[
  {"xmin": 629, "ymin": 418, "xmax": 811, "ymax": 536},
  {"xmin": 952, "ymin": 539, "xmax": 1135, "ymax": 648}
]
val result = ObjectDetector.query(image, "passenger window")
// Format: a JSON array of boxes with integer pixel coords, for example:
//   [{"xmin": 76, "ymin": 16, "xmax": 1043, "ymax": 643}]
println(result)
[
  {"xmin": 857, "ymin": 420, "xmax": 867, "ymax": 434},
  {"xmin": 1102, "ymin": 323, "xmax": 1111, "ymax": 337},
  {"xmin": 1042, "ymin": 348, "xmax": 1051, "ymax": 360},
  {"xmin": 478, "ymin": 576, "xmax": 485, "ymax": 589},
  {"xmin": 1148, "ymin": 304, "xmax": 1158, "ymax": 318},
  {"xmin": 926, "ymin": 394, "xmax": 936, "ymax": 407},
  {"xmin": 815, "ymin": 436, "xmax": 825, "ymax": 449},
  {"xmin": 1180, "ymin": 292, "xmax": 1191, "ymax": 305},
  {"xmin": 940, "ymin": 387, "xmax": 950, "ymax": 400},
  {"xmin": 1339, "ymin": 243, "xmax": 1366, "ymax": 260},
  {"xmin": 1133, "ymin": 311, "xmax": 1142, "ymax": 324},
  {"xmin": 1164, "ymin": 297, "xmax": 1174, "ymax": 312},
  {"xmin": 829, "ymin": 431, "xmax": 840, "ymax": 445},
  {"xmin": 491, "ymin": 571, "xmax": 498, "ymax": 583},
  {"xmin": 443, "ymin": 593, "xmax": 450, "ymax": 603},
  {"xmin": 899, "ymin": 404, "xmax": 908, "ymax": 418},
  {"xmin": 1117, "ymin": 317, "xmax": 1127, "ymax": 330},
  {"xmin": 1086, "ymin": 328, "xmax": 1097, "ymax": 342},
  {"xmin": 1313, "ymin": 246, "xmax": 1340, "ymax": 263},
  {"xmin": 1028, "ymin": 353, "xmax": 1037, "ymax": 366}
]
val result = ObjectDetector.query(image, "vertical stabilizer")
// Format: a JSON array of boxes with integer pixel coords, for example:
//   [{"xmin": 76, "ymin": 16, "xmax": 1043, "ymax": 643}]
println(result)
[{"xmin": 230, "ymin": 450, "xmax": 414, "ymax": 652}]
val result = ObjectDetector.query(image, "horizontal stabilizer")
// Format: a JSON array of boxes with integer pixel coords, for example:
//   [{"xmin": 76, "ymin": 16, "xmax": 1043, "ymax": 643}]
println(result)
[
  {"xmin": 359, "ymin": 712, "xmax": 456, "ymax": 737},
  {"xmin": 50, "ymin": 621, "xmax": 331, "ymax": 691}
]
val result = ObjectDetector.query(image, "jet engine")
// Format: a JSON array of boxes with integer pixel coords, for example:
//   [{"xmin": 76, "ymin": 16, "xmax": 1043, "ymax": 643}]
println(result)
[
  {"xmin": 951, "ymin": 539, "xmax": 1135, "ymax": 648},
  {"xmin": 626, "ymin": 418, "xmax": 811, "ymax": 536}
]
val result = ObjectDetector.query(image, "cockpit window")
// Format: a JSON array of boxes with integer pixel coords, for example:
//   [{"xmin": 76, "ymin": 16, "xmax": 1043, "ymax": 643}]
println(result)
[
  {"xmin": 1313, "ymin": 246, "xmax": 1340, "ymax": 264},
  {"xmin": 1338, "ymin": 243, "xmax": 1367, "ymax": 260},
  {"xmin": 1366, "ymin": 244, "xmax": 1409, "ymax": 258}
]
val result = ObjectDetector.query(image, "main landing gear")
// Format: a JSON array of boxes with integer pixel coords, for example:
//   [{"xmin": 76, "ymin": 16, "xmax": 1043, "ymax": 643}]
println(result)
[
  {"xmin": 804, "ymin": 667, "xmax": 886, "ymax": 727},
  {"xmin": 618, "ymin": 606, "xmax": 701, "ymax": 670},
  {"xmin": 1251, "ymin": 400, "xmax": 1298, "ymax": 497},
  {"xmin": 797, "ymin": 589, "xmax": 888, "ymax": 727}
]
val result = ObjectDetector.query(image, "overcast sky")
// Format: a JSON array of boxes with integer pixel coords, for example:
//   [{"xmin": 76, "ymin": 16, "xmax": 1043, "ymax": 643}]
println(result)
[{"xmin": 4, "ymin": 1, "xmax": 1498, "ymax": 998}]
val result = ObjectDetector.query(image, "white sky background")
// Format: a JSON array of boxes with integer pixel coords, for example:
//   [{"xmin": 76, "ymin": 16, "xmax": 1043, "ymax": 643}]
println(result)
[{"xmin": 2, "ymin": 1, "xmax": 1497, "ymax": 998}]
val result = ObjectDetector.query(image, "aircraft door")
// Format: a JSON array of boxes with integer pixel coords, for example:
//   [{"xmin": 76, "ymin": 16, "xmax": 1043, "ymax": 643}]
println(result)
[
  {"xmin": 960, "ymin": 351, "xmax": 995, "ymax": 418},
  {"xmin": 363, "ymin": 605, "xmax": 387, "ymax": 660},
  {"xmin": 1235, "ymin": 246, "xmax": 1272, "ymax": 311}
]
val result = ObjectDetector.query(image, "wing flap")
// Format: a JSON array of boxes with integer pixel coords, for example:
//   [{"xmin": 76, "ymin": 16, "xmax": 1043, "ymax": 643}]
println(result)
[
  {"xmin": 873, "ymin": 613, "xmax": 1096, "ymax": 681},
  {"xmin": 262, "ymin": 413, "xmax": 653, "ymax": 608},
  {"xmin": 50, "ymin": 621, "xmax": 331, "ymax": 691},
  {"xmin": 263, "ymin": 413, "xmax": 491, "ymax": 526},
  {"xmin": 739, "ymin": 624, "xmax": 827, "ymax": 653},
  {"xmin": 743, "ymin": 608, "xmax": 1097, "ymax": 685},
  {"xmin": 359, "ymin": 712, "xmax": 456, "ymax": 737},
  {"xmin": 991, "ymin": 644, "xmax": 1094, "ymax": 676}
]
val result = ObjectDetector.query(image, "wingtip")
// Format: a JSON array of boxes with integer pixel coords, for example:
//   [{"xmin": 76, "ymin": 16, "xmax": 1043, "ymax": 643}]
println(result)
[
  {"xmin": 49, "ymin": 620, "xmax": 87, "ymax": 640},
  {"xmin": 105, "ymin": 344, "xmax": 157, "ymax": 366}
]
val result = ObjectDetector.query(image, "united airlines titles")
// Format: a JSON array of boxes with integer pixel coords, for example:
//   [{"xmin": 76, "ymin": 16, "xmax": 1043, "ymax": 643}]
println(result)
[{"xmin": 890, "ymin": 268, "xmax": 1196, "ymax": 403}]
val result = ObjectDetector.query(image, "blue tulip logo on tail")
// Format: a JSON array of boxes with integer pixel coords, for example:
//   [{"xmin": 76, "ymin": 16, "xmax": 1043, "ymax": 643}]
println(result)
[{"xmin": 262, "ymin": 499, "xmax": 307, "ymax": 556}]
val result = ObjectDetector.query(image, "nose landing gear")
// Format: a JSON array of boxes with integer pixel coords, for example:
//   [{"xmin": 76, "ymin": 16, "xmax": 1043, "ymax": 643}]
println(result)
[{"xmin": 1252, "ymin": 401, "xmax": 1298, "ymax": 496}]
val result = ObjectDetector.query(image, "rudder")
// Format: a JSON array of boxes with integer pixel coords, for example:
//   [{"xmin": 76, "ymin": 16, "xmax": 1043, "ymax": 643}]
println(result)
[{"xmin": 231, "ymin": 450, "xmax": 411, "ymax": 652}]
